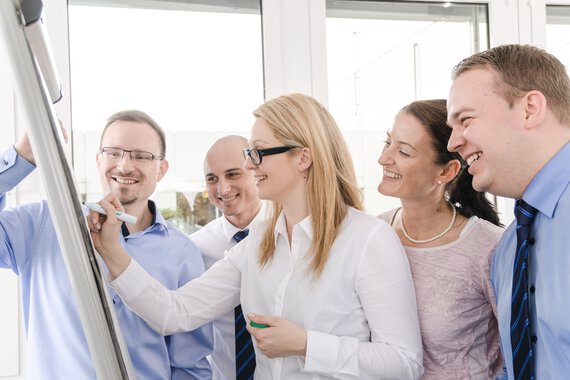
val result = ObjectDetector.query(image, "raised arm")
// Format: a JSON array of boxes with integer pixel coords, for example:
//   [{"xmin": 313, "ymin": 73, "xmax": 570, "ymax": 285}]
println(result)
[{"xmin": 90, "ymin": 194, "xmax": 241, "ymax": 334}]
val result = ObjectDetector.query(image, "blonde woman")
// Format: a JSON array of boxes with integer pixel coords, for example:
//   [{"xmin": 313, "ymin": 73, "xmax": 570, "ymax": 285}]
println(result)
[{"xmin": 91, "ymin": 94, "xmax": 423, "ymax": 379}]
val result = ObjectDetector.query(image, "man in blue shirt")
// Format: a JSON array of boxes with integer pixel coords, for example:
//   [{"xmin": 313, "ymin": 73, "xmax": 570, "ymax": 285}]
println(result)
[
  {"xmin": 0, "ymin": 110, "xmax": 213, "ymax": 379},
  {"xmin": 447, "ymin": 44, "xmax": 570, "ymax": 379}
]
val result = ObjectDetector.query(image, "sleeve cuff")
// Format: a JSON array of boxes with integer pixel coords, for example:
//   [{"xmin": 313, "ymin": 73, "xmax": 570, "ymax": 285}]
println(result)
[
  {"xmin": 302, "ymin": 330, "xmax": 357, "ymax": 375},
  {"xmin": 0, "ymin": 146, "xmax": 36, "ymax": 192}
]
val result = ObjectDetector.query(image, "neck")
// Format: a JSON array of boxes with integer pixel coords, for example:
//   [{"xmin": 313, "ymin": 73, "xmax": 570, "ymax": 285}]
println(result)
[
  {"xmin": 282, "ymin": 201, "xmax": 309, "ymax": 243},
  {"xmin": 123, "ymin": 200, "xmax": 153, "ymax": 232},
  {"xmin": 226, "ymin": 201, "xmax": 263, "ymax": 230},
  {"xmin": 399, "ymin": 199, "xmax": 457, "ymax": 244}
]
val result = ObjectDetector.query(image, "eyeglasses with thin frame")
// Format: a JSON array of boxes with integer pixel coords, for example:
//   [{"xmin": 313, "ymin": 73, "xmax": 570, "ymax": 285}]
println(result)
[
  {"xmin": 243, "ymin": 146, "xmax": 299, "ymax": 165},
  {"xmin": 100, "ymin": 147, "xmax": 164, "ymax": 163}
]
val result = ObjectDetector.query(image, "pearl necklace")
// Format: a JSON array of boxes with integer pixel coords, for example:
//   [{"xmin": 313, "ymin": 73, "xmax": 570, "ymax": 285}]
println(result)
[{"xmin": 401, "ymin": 203, "xmax": 457, "ymax": 244}]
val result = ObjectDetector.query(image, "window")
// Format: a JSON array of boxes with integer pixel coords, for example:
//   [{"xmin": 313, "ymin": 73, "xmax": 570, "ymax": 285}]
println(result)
[
  {"xmin": 326, "ymin": 0, "xmax": 489, "ymax": 214},
  {"xmin": 68, "ymin": 0, "xmax": 264, "ymax": 231},
  {"xmin": 546, "ymin": 5, "xmax": 570, "ymax": 68}
]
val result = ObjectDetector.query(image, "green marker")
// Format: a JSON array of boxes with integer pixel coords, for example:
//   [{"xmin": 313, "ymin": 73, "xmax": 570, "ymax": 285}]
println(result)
[{"xmin": 250, "ymin": 321, "xmax": 269, "ymax": 328}]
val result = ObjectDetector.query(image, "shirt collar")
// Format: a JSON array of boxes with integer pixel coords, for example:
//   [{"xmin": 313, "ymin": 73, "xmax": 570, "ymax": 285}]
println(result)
[
  {"xmin": 523, "ymin": 141, "xmax": 570, "ymax": 218},
  {"xmin": 121, "ymin": 200, "xmax": 169, "ymax": 238},
  {"xmin": 221, "ymin": 201, "xmax": 267, "ymax": 244},
  {"xmin": 274, "ymin": 210, "xmax": 313, "ymax": 245}
]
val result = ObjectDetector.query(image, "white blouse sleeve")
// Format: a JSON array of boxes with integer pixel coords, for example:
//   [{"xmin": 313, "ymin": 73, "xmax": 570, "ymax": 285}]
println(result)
[
  {"xmin": 110, "ymin": 253, "xmax": 241, "ymax": 335},
  {"xmin": 303, "ymin": 222, "xmax": 423, "ymax": 379}
]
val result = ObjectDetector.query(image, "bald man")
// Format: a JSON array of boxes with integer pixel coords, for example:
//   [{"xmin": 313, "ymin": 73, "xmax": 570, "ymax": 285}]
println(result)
[{"xmin": 190, "ymin": 135, "xmax": 265, "ymax": 379}]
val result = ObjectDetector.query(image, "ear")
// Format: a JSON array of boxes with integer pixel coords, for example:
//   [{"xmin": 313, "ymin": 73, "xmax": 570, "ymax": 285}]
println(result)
[
  {"xmin": 157, "ymin": 159, "xmax": 169, "ymax": 182},
  {"xmin": 523, "ymin": 90, "xmax": 547, "ymax": 130},
  {"xmin": 95, "ymin": 151, "xmax": 102, "ymax": 166},
  {"xmin": 298, "ymin": 147, "xmax": 312, "ymax": 172},
  {"xmin": 437, "ymin": 159, "xmax": 461, "ymax": 184}
]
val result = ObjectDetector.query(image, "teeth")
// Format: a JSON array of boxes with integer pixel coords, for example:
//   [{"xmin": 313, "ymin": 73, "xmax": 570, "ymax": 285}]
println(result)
[
  {"xmin": 220, "ymin": 195, "xmax": 238, "ymax": 202},
  {"xmin": 466, "ymin": 152, "xmax": 481, "ymax": 166},
  {"xmin": 255, "ymin": 175, "xmax": 267, "ymax": 184},
  {"xmin": 384, "ymin": 170, "xmax": 402, "ymax": 179},
  {"xmin": 114, "ymin": 177, "xmax": 137, "ymax": 184}
]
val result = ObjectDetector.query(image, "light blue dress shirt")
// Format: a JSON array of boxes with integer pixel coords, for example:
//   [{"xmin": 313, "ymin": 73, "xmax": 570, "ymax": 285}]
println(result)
[
  {"xmin": 491, "ymin": 142, "xmax": 570, "ymax": 379},
  {"xmin": 0, "ymin": 146, "xmax": 213, "ymax": 379}
]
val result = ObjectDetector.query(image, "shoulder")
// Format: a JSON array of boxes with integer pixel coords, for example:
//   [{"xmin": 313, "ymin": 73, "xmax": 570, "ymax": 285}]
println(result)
[
  {"xmin": 342, "ymin": 207, "xmax": 398, "ymax": 239},
  {"xmin": 163, "ymin": 219, "xmax": 193, "ymax": 240},
  {"xmin": 160, "ymin": 220, "xmax": 204, "ymax": 256},
  {"xmin": 377, "ymin": 208, "xmax": 399, "ymax": 225},
  {"xmin": 461, "ymin": 217, "xmax": 504, "ymax": 268},
  {"xmin": 189, "ymin": 217, "xmax": 226, "ymax": 245},
  {"xmin": 469, "ymin": 217, "xmax": 504, "ymax": 242}
]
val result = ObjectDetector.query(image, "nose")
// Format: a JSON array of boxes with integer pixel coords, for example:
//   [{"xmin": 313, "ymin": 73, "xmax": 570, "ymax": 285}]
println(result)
[
  {"xmin": 116, "ymin": 152, "xmax": 135, "ymax": 171},
  {"xmin": 217, "ymin": 177, "xmax": 231, "ymax": 195},
  {"xmin": 447, "ymin": 125, "xmax": 465, "ymax": 153},
  {"xmin": 243, "ymin": 156, "xmax": 257, "ymax": 171},
  {"xmin": 378, "ymin": 146, "xmax": 392, "ymax": 166}
]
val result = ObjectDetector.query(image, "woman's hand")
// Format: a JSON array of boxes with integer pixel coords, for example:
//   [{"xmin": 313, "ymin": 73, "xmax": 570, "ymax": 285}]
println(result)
[
  {"xmin": 87, "ymin": 193, "xmax": 131, "ymax": 278},
  {"xmin": 246, "ymin": 313, "xmax": 307, "ymax": 358}
]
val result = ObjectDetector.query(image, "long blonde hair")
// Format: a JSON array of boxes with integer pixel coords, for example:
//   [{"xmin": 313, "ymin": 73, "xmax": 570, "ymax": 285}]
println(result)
[{"xmin": 253, "ymin": 93, "xmax": 363, "ymax": 277}]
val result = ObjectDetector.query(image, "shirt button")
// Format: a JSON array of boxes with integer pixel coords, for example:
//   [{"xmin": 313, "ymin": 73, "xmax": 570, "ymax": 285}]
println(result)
[
  {"xmin": 2, "ymin": 159, "xmax": 7, "ymax": 165},
  {"xmin": 530, "ymin": 285, "xmax": 535, "ymax": 294},
  {"xmin": 531, "ymin": 335, "xmax": 537, "ymax": 343}
]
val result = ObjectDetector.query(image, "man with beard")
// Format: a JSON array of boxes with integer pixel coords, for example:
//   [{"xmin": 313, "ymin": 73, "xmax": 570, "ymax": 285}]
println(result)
[{"xmin": 0, "ymin": 110, "xmax": 213, "ymax": 379}]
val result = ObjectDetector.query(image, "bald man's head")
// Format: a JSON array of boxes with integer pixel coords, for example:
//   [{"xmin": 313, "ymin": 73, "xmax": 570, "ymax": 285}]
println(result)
[{"xmin": 203, "ymin": 135, "xmax": 261, "ymax": 228}]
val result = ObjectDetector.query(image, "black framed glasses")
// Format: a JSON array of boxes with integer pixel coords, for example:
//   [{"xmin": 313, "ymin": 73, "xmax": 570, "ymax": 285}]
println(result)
[
  {"xmin": 100, "ymin": 147, "xmax": 164, "ymax": 163},
  {"xmin": 243, "ymin": 146, "xmax": 299, "ymax": 165}
]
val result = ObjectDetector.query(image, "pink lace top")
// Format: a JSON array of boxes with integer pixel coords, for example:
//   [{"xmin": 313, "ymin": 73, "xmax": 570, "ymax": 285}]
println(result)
[{"xmin": 379, "ymin": 210, "xmax": 504, "ymax": 379}]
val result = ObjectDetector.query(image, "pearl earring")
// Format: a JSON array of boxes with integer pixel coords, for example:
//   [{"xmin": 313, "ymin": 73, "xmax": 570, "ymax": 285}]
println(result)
[{"xmin": 437, "ymin": 180, "xmax": 442, "ymax": 185}]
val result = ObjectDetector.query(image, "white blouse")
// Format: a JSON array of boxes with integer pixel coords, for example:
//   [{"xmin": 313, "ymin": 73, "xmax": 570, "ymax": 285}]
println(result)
[{"xmin": 111, "ymin": 207, "xmax": 423, "ymax": 379}]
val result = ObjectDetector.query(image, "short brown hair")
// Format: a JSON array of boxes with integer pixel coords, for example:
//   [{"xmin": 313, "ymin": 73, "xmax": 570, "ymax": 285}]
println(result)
[
  {"xmin": 452, "ymin": 44, "xmax": 570, "ymax": 125},
  {"xmin": 100, "ymin": 110, "xmax": 166, "ymax": 157}
]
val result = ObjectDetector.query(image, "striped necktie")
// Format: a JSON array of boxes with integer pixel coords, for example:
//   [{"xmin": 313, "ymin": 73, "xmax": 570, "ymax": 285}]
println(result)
[
  {"xmin": 233, "ymin": 229, "xmax": 255, "ymax": 379},
  {"xmin": 511, "ymin": 199, "xmax": 537, "ymax": 380}
]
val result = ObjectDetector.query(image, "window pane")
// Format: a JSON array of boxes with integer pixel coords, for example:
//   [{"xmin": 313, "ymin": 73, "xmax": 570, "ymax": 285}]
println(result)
[
  {"xmin": 326, "ymin": 0, "xmax": 488, "ymax": 214},
  {"xmin": 546, "ymin": 5, "xmax": 570, "ymax": 69},
  {"xmin": 68, "ymin": 0, "xmax": 263, "ymax": 232}
]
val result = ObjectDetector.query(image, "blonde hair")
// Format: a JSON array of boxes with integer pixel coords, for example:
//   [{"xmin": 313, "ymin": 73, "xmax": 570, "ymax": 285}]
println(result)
[{"xmin": 253, "ymin": 93, "xmax": 363, "ymax": 277}]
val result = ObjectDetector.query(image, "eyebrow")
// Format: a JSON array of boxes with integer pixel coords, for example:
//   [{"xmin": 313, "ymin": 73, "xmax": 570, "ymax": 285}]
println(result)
[
  {"xmin": 449, "ymin": 107, "xmax": 475, "ymax": 122},
  {"xmin": 205, "ymin": 168, "xmax": 242, "ymax": 178},
  {"xmin": 249, "ymin": 138, "xmax": 270, "ymax": 147},
  {"xmin": 386, "ymin": 132, "xmax": 418, "ymax": 151}
]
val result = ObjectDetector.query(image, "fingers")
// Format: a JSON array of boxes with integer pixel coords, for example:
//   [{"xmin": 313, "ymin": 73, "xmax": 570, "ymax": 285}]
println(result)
[
  {"xmin": 88, "ymin": 209, "xmax": 104, "ymax": 232},
  {"xmin": 99, "ymin": 200, "xmax": 119, "ymax": 224},
  {"xmin": 248, "ymin": 312, "xmax": 273, "ymax": 328},
  {"xmin": 58, "ymin": 118, "xmax": 69, "ymax": 144},
  {"xmin": 101, "ymin": 193, "xmax": 125, "ymax": 212}
]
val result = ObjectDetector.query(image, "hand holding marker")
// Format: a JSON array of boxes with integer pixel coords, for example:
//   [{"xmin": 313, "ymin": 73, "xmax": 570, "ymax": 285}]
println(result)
[
  {"xmin": 84, "ymin": 202, "xmax": 138, "ymax": 224},
  {"xmin": 250, "ymin": 321, "xmax": 269, "ymax": 328}
]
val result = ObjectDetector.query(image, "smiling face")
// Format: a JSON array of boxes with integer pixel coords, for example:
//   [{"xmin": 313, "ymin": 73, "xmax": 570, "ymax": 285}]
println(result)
[
  {"xmin": 378, "ymin": 110, "xmax": 447, "ymax": 201},
  {"xmin": 244, "ymin": 118, "xmax": 303, "ymax": 204},
  {"xmin": 447, "ymin": 68, "xmax": 528, "ymax": 198},
  {"xmin": 204, "ymin": 136, "xmax": 261, "ymax": 228},
  {"xmin": 96, "ymin": 120, "xmax": 167, "ymax": 208}
]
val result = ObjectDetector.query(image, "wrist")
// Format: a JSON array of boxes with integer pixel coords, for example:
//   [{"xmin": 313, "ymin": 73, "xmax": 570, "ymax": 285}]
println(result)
[{"xmin": 14, "ymin": 142, "xmax": 35, "ymax": 165}]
